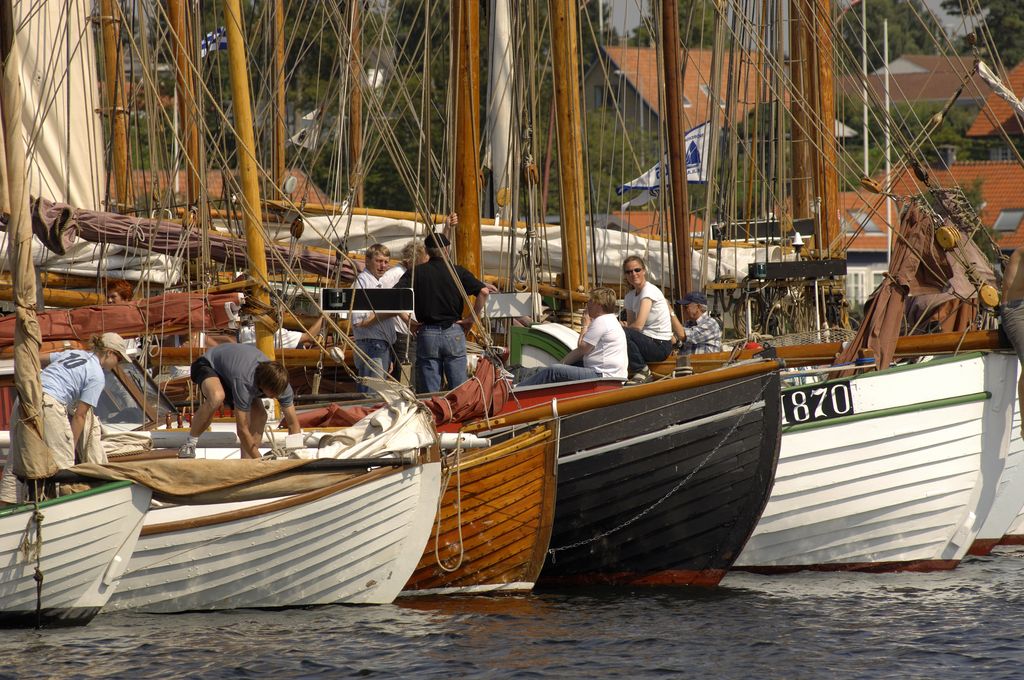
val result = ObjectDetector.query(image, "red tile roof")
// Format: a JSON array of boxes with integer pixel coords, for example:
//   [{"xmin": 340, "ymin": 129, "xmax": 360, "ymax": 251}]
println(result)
[
  {"xmin": 966, "ymin": 61, "xmax": 1024, "ymax": 137},
  {"xmin": 599, "ymin": 46, "xmax": 762, "ymax": 124},
  {"xmin": 129, "ymin": 168, "xmax": 330, "ymax": 205}
]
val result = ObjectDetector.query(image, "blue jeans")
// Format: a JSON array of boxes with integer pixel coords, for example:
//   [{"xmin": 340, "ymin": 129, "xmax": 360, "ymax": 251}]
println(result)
[
  {"xmin": 416, "ymin": 324, "xmax": 467, "ymax": 394},
  {"xmin": 518, "ymin": 363, "xmax": 600, "ymax": 387},
  {"xmin": 624, "ymin": 327, "xmax": 673, "ymax": 374},
  {"xmin": 355, "ymin": 338, "xmax": 392, "ymax": 393}
]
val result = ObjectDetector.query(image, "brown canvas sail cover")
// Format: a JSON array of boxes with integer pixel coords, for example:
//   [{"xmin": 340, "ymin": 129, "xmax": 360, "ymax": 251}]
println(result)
[
  {"xmin": 11, "ymin": 196, "xmax": 360, "ymax": 282},
  {"xmin": 71, "ymin": 458, "xmax": 402, "ymax": 504},
  {"xmin": 2, "ymin": 33, "xmax": 50, "ymax": 479},
  {"xmin": 0, "ymin": 290, "xmax": 243, "ymax": 348},
  {"xmin": 295, "ymin": 356, "xmax": 513, "ymax": 428},
  {"xmin": 835, "ymin": 197, "xmax": 996, "ymax": 371}
]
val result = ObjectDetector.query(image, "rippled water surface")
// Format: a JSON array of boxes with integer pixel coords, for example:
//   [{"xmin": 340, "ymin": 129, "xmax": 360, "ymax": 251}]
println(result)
[{"xmin": 4, "ymin": 547, "xmax": 1024, "ymax": 679}]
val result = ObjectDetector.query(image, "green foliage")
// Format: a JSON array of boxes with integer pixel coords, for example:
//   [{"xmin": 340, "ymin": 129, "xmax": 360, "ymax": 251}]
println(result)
[
  {"xmin": 838, "ymin": 0, "xmax": 946, "ymax": 73},
  {"xmin": 942, "ymin": 0, "xmax": 1024, "ymax": 66}
]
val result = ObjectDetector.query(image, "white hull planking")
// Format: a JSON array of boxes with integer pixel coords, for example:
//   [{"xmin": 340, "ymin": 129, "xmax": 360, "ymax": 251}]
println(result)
[
  {"xmin": 106, "ymin": 461, "xmax": 441, "ymax": 612},
  {"xmin": 995, "ymin": 406, "xmax": 1024, "ymax": 543},
  {"xmin": 735, "ymin": 353, "xmax": 1014, "ymax": 569},
  {"xmin": 0, "ymin": 483, "xmax": 150, "ymax": 626}
]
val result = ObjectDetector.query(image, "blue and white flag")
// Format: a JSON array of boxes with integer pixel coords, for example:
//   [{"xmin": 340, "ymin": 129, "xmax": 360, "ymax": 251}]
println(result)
[
  {"xmin": 616, "ymin": 121, "xmax": 712, "ymax": 209},
  {"xmin": 200, "ymin": 27, "xmax": 228, "ymax": 58}
]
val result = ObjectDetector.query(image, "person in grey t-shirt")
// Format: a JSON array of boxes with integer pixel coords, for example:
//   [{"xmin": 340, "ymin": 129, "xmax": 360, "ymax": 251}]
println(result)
[{"xmin": 178, "ymin": 343, "xmax": 301, "ymax": 459}]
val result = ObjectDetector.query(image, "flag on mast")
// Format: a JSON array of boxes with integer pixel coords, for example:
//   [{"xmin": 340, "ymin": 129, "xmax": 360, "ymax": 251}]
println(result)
[
  {"xmin": 200, "ymin": 27, "xmax": 228, "ymax": 58},
  {"xmin": 616, "ymin": 122, "xmax": 711, "ymax": 209}
]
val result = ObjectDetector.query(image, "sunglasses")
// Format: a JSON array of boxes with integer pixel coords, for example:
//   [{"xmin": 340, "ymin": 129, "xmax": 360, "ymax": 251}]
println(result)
[{"xmin": 624, "ymin": 267, "xmax": 643, "ymax": 274}]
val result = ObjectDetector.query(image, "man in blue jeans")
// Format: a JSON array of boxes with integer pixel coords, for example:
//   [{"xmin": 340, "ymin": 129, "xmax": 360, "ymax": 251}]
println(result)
[
  {"xmin": 396, "ymin": 231, "xmax": 490, "ymax": 393},
  {"xmin": 352, "ymin": 243, "xmax": 397, "ymax": 393}
]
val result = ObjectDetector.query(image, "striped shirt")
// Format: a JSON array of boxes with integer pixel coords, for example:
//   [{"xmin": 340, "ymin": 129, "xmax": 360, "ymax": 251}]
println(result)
[{"xmin": 681, "ymin": 312, "xmax": 722, "ymax": 355}]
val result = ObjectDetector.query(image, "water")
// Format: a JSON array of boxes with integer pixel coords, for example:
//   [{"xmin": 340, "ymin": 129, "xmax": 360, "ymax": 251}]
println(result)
[{"xmin": 4, "ymin": 548, "xmax": 1024, "ymax": 679}]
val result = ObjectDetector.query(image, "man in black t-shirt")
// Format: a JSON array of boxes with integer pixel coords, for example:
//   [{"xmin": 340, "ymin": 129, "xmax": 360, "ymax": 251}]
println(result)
[{"xmin": 395, "ymin": 231, "xmax": 489, "ymax": 393}]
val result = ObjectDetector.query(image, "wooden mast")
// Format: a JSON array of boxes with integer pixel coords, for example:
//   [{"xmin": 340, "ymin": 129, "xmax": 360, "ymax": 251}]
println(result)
[
  {"xmin": 788, "ymin": 0, "xmax": 814, "ymax": 229},
  {"xmin": 451, "ymin": 0, "xmax": 482, "ymax": 276},
  {"xmin": 811, "ymin": 0, "xmax": 840, "ymax": 256},
  {"xmin": 348, "ymin": 0, "xmax": 364, "ymax": 207},
  {"xmin": 99, "ymin": 0, "xmax": 132, "ymax": 210},
  {"xmin": 662, "ymin": 0, "xmax": 692, "ymax": 296},
  {"xmin": 272, "ymin": 0, "xmax": 286, "ymax": 197},
  {"xmin": 0, "ymin": 1, "xmax": 50, "ymax": 478},
  {"xmin": 168, "ymin": 0, "xmax": 201, "ymax": 206},
  {"xmin": 223, "ymin": 0, "xmax": 274, "ymax": 358},
  {"xmin": 547, "ymin": 0, "xmax": 588, "ymax": 308}
]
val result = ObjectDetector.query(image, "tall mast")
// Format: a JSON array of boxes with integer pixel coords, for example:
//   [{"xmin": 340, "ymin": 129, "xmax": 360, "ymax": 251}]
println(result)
[
  {"xmin": 348, "ymin": 0, "xmax": 364, "ymax": 207},
  {"xmin": 661, "ymin": 0, "xmax": 692, "ymax": 295},
  {"xmin": 168, "ymin": 0, "xmax": 201, "ymax": 206},
  {"xmin": 272, "ymin": 0, "xmax": 286, "ymax": 197},
  {"xmin": 452, "ymin": 0, "xmax": 482, "ymax": 276},
  {"xmin": 0, "ymin": 1, "xmax": 50, "ymax": 479},
  {"xmin": 224, "ymin": 0, "xmax": 274, "ymax": 358},
  {"xmin": 99, "ymin": 0, "xmax": 132, "ymax": 210},
  {"xmin": 547, "ymin": 0, "xmax": 588, "ymax": 307},
  {"xmin": 788, "ymin": 0, "xmax": 814, "ymax": 228},
  {"xmin": 811, "ymin": 0, "xmax": 839, "ymax": 256}
]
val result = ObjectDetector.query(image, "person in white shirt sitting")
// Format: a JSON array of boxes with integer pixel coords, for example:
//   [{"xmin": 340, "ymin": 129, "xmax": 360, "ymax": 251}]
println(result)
[
  {"xmin": 621, "ymin": 255, "xmax": 674, "ymax": 383},
  {"xmin": 518, "ymin": 287, "xmax": 627, "ymax": 386}
]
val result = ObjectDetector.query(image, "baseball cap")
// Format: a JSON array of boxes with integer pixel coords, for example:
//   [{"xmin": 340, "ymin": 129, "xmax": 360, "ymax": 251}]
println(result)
[
  {"xmin": 100, "ymin": 332, "xmax": 132, "ymax": 362},
  {"xmin": 677, "ymin": 291, "xmax": 708, "ymax": 306},
  {"xmin": 425, "ymin": 232, "xmax": 451, "ymax": 249}
]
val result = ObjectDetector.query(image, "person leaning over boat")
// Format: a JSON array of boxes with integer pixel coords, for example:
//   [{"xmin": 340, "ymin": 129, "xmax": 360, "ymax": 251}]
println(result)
[
  {"xmin": 177, "ymin": 343, "xmax": 301, "ymax": 459},
  {"xmin": 395, "ymin": 231, "xmax": 491, "ymax": 394},
  {"xmin": 671, "ymin": 291, "xmax": 722, "ymax": 355},
  {"xmin": 351, "ymin": 243, "xmax": 398, "ymax": 393},
  {"xmin": 518, "ymin": 287, "xmax": 627, "ymax": 387},
  {"xmin": 1001, "ymin": 246, "xmax": 1024, "ymax": 438},
  {"xmin": 621, "ymin": 255, "xmax": 674, "ymax": 383},
  {"xmin": 0, "ymin": 333, "xmax": 131, "ymax": 505}
]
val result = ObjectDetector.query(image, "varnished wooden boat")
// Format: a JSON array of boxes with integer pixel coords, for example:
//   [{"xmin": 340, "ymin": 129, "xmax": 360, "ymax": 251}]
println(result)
[
  {"xmin": 468, "ymin": 361, "xmax": 783, "ymax": 586},
  {"xmin": 402, "ymin": 424, "xmax": 558, "ymax": 595}
]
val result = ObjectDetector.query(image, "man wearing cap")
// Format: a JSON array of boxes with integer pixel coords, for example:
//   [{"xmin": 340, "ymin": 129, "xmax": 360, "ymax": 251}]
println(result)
[
  {"xmin": 1, "ymin": 332, "xmax": 131, "ymax": 504},
  {"xmin": 178, "ymin": 343, "xmax": 302, "ymax": 459},
  {"xmin": 672, "ymin": 291, "xmax": 722, "ymax": 355},
  {"xmin": 395, "ymin": 231, "xmax": 491, "ymax": 393}
]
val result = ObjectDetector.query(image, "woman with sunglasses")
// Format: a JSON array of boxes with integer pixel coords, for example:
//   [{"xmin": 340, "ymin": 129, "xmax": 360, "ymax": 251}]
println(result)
[{"xmin": 621, "ymin": 255, "xmax": 674, "ymax": 383}]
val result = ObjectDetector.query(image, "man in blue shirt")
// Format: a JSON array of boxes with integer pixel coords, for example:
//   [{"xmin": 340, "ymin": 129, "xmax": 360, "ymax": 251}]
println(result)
[{"xmin": 672, "ymin": 291, "xmax": 722, "ymax": 355}]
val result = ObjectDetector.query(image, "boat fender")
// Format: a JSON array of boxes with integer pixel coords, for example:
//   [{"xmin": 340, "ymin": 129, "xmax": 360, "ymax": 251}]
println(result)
[{"xmin": 438, "ymin": 433, "xmax": 492, "ymax": 450}]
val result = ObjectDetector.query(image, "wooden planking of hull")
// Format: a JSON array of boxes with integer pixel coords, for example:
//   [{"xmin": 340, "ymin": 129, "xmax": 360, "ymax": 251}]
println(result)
[
  {"xmin": 735, "ymin": 352, "xmax": 1014, "ymax": 572},
  {"xmin": 996, "ymin": 405, "xmax": 1024, "ymax": 548},
  {"xmin": 403, "ymin": 424, "xmax": 558, "ymax": 595},
  {"xmin": 105, "ymin": 460, "xmax": 441, "ymax": 613},
  {"xmin": 0, "ymin": 482, "xmax": 150, "ymax": 628},
  {"xmin": 537, "ymin": 371, "xmax": 782, "ymax": 587},
  {"xmin": 972, "ymin": 397, "xmax": 1024, "ymax": 555}
]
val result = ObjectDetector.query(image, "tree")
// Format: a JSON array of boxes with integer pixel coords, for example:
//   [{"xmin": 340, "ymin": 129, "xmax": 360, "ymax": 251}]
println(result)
[
  {"xmin": 942, "ymin": 0, "xmax": 1024, "ymax": 67},
  {"xmin": 839, "ymin": 0, "xmax": 945, "ymax": 73}
]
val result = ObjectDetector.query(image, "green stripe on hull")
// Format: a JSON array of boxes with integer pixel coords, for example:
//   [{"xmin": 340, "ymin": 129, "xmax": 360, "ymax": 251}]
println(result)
[
  {"xmin": 782, "ymin": 352, "xmax": 989, "ymax": 393},
  {"xmin": 782, "ymin": 391, "xmax": 991, "ymax": 433},
  {"xmin": 0, "ymin": 480, "xmax": 134, "ymax": 518}
]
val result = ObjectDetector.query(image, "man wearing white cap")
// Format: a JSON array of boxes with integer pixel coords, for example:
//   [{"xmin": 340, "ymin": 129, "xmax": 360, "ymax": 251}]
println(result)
[{"xmin": 1, "ymin": 332, "xmax": 131, "ymax": 504}]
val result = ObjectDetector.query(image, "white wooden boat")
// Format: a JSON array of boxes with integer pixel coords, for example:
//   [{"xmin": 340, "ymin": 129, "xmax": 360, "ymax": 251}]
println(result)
[
  {"xmin": 996, "ymin": 407, "xmax": 1024, "ymax": 547},
  {"xmin": 734, "ymin": 352, "xmax": 1014, "ymax": 572},
  {"xmin": 971, "ymin": 397, "xmax": 1024, "ymax": 554},
  {"xmin": 0, "ymin": 481, "xmax": 150, "ymax": 627},
  {"xmin": 105, "ymin": 457, "xmax": 440, "ymax": 612}
]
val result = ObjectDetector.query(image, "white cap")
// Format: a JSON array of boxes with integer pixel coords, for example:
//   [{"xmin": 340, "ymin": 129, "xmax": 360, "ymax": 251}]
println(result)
[{"xmin": 99, "ymin": 332, "xmax": 131, "ymax": 362}]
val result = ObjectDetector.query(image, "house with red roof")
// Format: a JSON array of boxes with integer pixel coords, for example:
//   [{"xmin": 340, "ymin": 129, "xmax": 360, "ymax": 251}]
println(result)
[
  {"xmin": 965, "ymin": 60, "xmax": 1024, "ymax": 161},
  {"xmin": 839, "ymin": 160, "xmax": 1024, "ymax": 303},
  {"xmin": 838, "ymin": 54, "xmax": 987, "ymax": 108}
]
